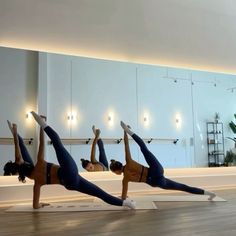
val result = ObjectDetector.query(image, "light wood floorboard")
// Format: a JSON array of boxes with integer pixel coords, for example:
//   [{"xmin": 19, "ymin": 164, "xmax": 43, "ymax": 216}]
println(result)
[{"xmin": 1, "ymin": 189, "xmax": 236, "ymax": 236}]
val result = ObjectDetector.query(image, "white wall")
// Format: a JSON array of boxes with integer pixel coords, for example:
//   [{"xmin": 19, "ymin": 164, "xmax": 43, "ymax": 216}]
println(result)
[{"xmin": 0, "ymin": 47, "xmax": 38, "ymax": 174}]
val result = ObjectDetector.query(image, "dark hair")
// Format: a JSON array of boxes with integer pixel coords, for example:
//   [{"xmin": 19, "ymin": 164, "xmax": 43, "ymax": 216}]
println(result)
[
  {"xmin": 3, "ymin": 161, "xmax": 19, "ymax": 176},
  {"xmin": 110, "ymin": 159, "xmax": 123, "ymax": 172},
  {"xmin": 18, "ymin": 162, "xmax": 34, "ymax": 183},
  {"xmin": 81, "ymin": 159, "xmax": 90, "ymax": 169}
]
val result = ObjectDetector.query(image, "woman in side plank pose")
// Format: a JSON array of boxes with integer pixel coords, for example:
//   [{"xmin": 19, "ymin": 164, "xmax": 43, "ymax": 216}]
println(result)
[
  {"xmin": 81, "ymin": 126, "xmax": 109, "ymax": 172},
  {"xmin": 3, "ymin": 121, "xmax": 34, "ymax": 176},
  {"xmin": 4, "ymin": 114, "xmax": 135, "ymax": 209},
  {"xmin": 110, "ymin": 121, "xmax": 216, "ymax": 201}
]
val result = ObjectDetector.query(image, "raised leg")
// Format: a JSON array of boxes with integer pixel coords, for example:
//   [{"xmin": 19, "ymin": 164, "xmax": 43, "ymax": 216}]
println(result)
[{"xmin": 97, "ymin": 139, "xmax": 108, "ymax": 169}]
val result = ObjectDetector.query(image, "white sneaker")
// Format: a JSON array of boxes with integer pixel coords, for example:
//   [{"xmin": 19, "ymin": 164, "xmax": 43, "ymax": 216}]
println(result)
[
  {"xmin": 123, "ymin": 199, "xmax": 136, "ymax": 209},
  {"xmin": 92, "ymin": 125, "xmax": 96, "ymax": 135},
  {"xmin": 205, "ymin": 191, "xmax": 216, "ymax": 201},
  {"xmin": 208, "ymin": 192, "xmax": 216, "ymax": 201},
  {"xmin": 120, "ymin": 121, "xmax": 134, "ymax": 136}
]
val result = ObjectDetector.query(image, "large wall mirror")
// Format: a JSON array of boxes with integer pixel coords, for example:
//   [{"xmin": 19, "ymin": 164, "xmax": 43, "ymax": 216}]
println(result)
[{"xmin": 1, "ymin": 46, "xmax": 236, "ymax": 175}]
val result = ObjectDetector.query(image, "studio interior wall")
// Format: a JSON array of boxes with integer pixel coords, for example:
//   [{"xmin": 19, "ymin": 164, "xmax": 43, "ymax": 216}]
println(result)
[
  {"xmin": 1, "ymin": 47, "xmax": 236, "ymax": 175},
  {"xmin": 39, "ymin": 52, "xmax": 236, "ymax": 171}
]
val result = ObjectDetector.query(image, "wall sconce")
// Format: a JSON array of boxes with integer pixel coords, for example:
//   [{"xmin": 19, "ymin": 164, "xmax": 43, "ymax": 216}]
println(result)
[
  {"xmin": 25, "ymin": 109, "xmax": 34, "ymax": 127},
  {"xmin": 107, "ymin": 113, "xmax": 114, "ymax": 127},
  {"xmin": 143, "ymin": 113, "xmax": 150, "ymax": 127},
  {"xmin": 26, "ymin": 112, "xmax": 32, "ymax": 119},
  {"xmin": 175, "ymin": 114, "xmax": 182, "ymax": 129},
  {"xmin": 67, "ymin": 114, "xmax": 74, "ymax": 120},
  {"xmin": 67, "ymin": 112, "xmax": 77, "ymax": 124}
]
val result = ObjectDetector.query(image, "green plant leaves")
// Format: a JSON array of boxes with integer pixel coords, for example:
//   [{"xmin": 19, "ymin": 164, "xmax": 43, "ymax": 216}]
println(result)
[{"xmin": 229, "ymin": 121, "xmax": 236, "ymax": 134}]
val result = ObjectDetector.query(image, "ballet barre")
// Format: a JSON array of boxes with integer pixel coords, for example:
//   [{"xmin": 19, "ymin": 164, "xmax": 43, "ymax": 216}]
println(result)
[
  {"xmin": 47, "ymin": 138, "xmax": 122, "ymax": 145},
  {"xmin": 47, "ymin": 138, "xmax": 179, "ymax": 145},
  {"xmin": 0, "ymin": 138, "xmax": 34, "ymax": 145},
  {"xmin": 145, "ymin": 138, "xmax": 179, "ymax": 144}
]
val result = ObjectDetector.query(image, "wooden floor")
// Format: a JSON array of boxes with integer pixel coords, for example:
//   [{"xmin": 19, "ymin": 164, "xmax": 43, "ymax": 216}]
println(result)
[{"xmin": 1, "ymin": 189, "xmax": 236, "ymax": 236}]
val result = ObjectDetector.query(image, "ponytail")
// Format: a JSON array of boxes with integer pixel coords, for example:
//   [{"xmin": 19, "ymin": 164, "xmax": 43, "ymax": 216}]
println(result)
[
  {"xmin": 81, "ymin": 158, "xmax": 90, "ymax": 169},
  {"xmin": 110, "ymin": 160, "xmax": 123, "ymax": 172}
]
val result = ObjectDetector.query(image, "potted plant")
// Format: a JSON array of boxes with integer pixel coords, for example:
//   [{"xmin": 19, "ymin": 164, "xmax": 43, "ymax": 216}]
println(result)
[
  {"xmin": 228, "ymin": 113, "xmax": 236, "ymax": 149},
  {"xmin": 224, "ymin": 150, "xmax": 236, "ymax": 166},
  {"xmin": 229, "ymin": 113, "xmax": 236, "ymax": 136}
]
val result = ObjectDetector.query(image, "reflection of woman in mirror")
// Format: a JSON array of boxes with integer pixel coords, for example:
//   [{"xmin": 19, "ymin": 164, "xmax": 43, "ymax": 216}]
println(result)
[
  {"xmin": 4, "ymin": 120, "xmax": 34, "ymax": 176},
  {"xmin": 27, "ymin": 111, "xmax": 135, "ymax": 209},
  {"xmin": 81, "ymin": 126, "xmax": 109, "ymax": 172},
  {"xmin": 110, "ymin": 121, "xmax": 216, "ymax": 201}
]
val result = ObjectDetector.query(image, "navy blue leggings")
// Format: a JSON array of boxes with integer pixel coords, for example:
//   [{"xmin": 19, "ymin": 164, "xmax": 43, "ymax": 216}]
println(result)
[
  {"xmin": 44, "ymin": 126, "xmax": 123, "ymax": 206},
  {"xmin": 97, "ymin": 139, "xmax": 109, "ymax": 170},
  {"xmin": 132, "ymin": 133, "xmax": 204, "ymax": 195},
  {"xmin": 18, "ymin": 135, "xmax": 34, "ymax": 166}
]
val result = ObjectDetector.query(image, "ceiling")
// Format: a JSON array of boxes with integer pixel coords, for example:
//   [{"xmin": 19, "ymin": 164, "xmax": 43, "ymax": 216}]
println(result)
[{"xmin": 1, "ymin": 0, "xmax": 236, "ymax": 74}]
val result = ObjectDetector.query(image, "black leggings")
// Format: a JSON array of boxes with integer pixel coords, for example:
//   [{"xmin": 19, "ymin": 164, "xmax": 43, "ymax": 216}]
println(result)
[
  {"xmin": 132, "ymin": 133, "xmax": 204, "ymax": 195},
  {"xmin": 97, "ymin": 139, "xmax": 109, "ymax": 170},
  {"xmin": 18, "ymin": 135, "xmax": 34, "ymax": 166},
  {"xmin": 44, "ymin": 126, "xmax": 123, "ymax": 206}
]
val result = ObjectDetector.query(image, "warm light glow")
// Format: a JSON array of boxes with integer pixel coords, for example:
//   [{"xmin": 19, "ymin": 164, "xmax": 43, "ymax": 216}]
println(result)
[
  {"xmin": 143, "ymin": 112, "xmax": 150, "ymax": 128},
  {"xmin": 175, "ymin": 113, "xmax": 182, "ymax": 129},
  {"xmin": 104, "ymin": 109, "xmax": 116, "ymax": 129},
  {"xmin": 107, "ymin": 112, "xmax": 114, "ymax": 127},
  {"xmin": 67, "ymin": 111, "xmax": 77, "ymax": 125},
  {"xmin": 25, "ymin": 108, "xmax": 34, "ymax": 127},
  {"xmin": 1, "ymin": 43, "xmax": 236, "ymax": 75},
  {"xmin": 26, "ymin": 112, "xmax": 32, "ymax": 119}
]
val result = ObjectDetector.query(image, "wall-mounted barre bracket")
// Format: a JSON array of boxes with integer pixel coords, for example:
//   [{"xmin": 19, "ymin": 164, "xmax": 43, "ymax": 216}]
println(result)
[
  {"xmin": 173, "ymin": 139, "xmax": 179, "ymax": 144},
  {"xmin": 147, "ymin": 138, "xmax": 153, "ymax": 144},
  {"xmin": 86, "ymin": 138, "xmax": 91, "ymax": 144},
  {"xmin": 144, "ymin": 138, "xmax": 179, "ymax": 144},
  {"xmin": 0, "ymin": 138, "xmax": 34, "ymax": 145},
  {"xmin": 116, "ymin": 138, "xmax": 122, "ymax": 144}
]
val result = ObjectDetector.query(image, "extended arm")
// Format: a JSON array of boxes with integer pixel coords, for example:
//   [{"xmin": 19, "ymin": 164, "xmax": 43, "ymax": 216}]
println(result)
[
  {"xmin": 90, "ymin": 128, "xmax": 100, "ymax": 163},
  {"xmin": 124, "ymin": 131, "xmax": 132, "ymax": 164},
  {"xmin": 12, "ymin": 124, "xmax": 24, "ymax": 164},
  {"xmin": 90, "ymin": 135, "xmax": 99, "ymax": 163},
  {"xmin": 36, "ymin": 115, "xmax": 47, "ymax": 163},
  {"xmin": 33, "ymin": 183, "xmax": 49, "ymax": 209},
  {"xmin": 121, "ymin": 178, "xmax": 129, "ymax": 200},
  {"xmin": 36, "ymin": 127, "xmax": 45, "ymax": 163},
  {"xmin": 33, "ymin": 183, "xmax": 41, "ymax": 209}
]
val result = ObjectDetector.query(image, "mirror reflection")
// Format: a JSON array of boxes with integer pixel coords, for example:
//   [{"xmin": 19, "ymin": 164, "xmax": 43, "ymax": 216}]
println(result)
[{"xmin": 1, "ymin": 46, "xmax": 236, "ymax": 177}]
